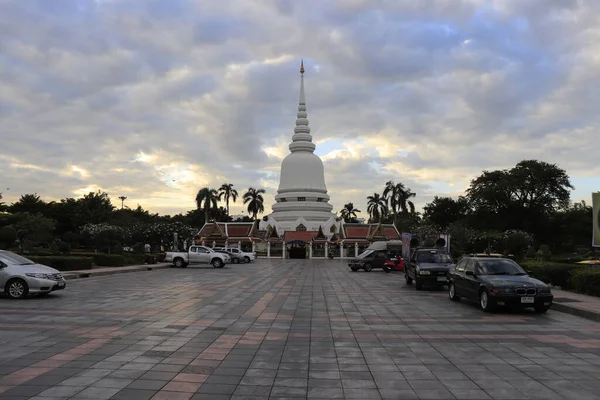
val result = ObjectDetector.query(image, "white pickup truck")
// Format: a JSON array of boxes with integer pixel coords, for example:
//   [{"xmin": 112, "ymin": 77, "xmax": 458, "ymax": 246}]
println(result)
[
  {"xmin": 214, "ymin": 247, "xmax": 256, "ymax": 263},
  {"xmin": 165, "ymin": 246, "xmax": 230, "ymax": 268}
]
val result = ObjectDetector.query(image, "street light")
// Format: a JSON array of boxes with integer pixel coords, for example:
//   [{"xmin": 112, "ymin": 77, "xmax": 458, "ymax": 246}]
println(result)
[{"xmin": 118, "ymin": 196, "xmax": 127, "ymax": 209}]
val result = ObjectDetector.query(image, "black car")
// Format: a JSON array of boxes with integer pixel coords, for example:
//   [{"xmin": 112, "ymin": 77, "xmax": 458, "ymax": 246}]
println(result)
[
  {"xmin": 348, "ymin": 249, "xmax": 387, "ymax": 272},
  {"xmin": 447, "ymin": 257, "xmax": 553, "ymax": 313},
  {"xmin": 405, "ymin": 248, "xmax": 454, "ymax": 290},
  {"xmin": 214, "ymin": 250, "xmax": 245, "ymax": 264}
]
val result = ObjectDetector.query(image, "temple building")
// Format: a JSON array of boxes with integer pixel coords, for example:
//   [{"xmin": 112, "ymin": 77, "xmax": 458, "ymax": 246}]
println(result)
[{"xmin": 195, "ymin": 61, "xmax": 401, "ymax": 259}]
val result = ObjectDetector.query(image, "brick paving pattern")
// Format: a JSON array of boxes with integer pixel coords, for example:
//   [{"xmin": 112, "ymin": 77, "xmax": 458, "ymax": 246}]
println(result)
[{"xmin": 1, "ymin": 259, "xmax": 600, "ymax": 400}]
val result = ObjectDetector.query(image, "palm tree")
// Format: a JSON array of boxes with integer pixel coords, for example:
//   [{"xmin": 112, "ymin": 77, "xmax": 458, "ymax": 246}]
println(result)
[
  {"xmin": 218, "ymin": 183, "xmax": 238, "ymax": 217},
  {"xmin": 366, "ymin": 193, "xmax": 388, "ymax": 223},
  {"xmin": 243, "ymin": 187, "xmax": 266, "ymax": 220},
  {"xmin": 383, "ymin": 181, "xmax": 416, "ymax": 216},
  {"xmin": 195, "ymin": 187, "xmax": 219, "ymax": 224},
  {"xmin": 398, "ymin": 188, "xmax": 416, "ymax": 214},
  {"xmin": 339, "ymin": 202, "xmax": 361, "ymax": 223}
]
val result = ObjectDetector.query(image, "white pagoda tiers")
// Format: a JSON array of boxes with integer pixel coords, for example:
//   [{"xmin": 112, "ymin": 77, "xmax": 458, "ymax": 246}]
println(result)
[{"xmin": 260, "ymin": 61, "xmax": 341, "ymax": 235}]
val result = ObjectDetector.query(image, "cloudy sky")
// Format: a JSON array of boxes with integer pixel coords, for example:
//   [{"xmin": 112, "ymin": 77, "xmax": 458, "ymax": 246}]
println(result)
[{"xmin": 1, "ymin": 0, "xmax": 598, "ymax": 219}]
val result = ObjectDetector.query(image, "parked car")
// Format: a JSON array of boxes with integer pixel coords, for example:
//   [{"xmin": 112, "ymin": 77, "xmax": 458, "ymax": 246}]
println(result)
[
  {"xmin": 165, "ymin": 246, "xmax": 230, "ymax": 268},
  {"xmin": 447, "ymin": 256, "xmax": 553, "ymax": 313},
  {"xmin": 348, "ymin": 240, "xmax": 403, "ymax": 272},
  {"xmin": 214, "ymin": 249, "xmax": 245, "ymax": 264},
  {"xmin": 405, "ymin": 248, "xmax": 454, "ymax": 290},
  {"xmin": 0, "ymin": 250, "xmax": 66, "ymax": 299},
  {"xmin": 348, "ymin": 249, "xmax": 387, "ymax": 271},
  {"xmin": 214, "ymin": 247, "xmax": 256, "ymax": 263}
]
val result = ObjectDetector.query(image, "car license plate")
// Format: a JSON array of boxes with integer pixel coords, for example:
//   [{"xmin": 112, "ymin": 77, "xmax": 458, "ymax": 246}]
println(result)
[
  {"xmin": 58, "ymin": 282, "xmax": 65, "ymax": 287},
  {"xmin": 437, "ymin": 276, "xmax": 447, "ymax": 282},
  {"xmin": 521, "ymin": 297, "xmax": 534, "ymax": 303}
]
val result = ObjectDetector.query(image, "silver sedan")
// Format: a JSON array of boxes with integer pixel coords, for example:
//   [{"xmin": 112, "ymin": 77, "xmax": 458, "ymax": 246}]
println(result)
[{"xmin": 0, "ymin": 250, "xmax": 66, "ymax": 299}]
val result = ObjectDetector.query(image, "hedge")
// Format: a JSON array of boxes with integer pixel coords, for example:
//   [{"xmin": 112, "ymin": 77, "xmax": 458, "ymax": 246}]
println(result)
[
  {"xmin": 93, "ymin": 254, "xmax": 152, "ymax": 267},
  {"xmin": 520, "ymin": 260, "xmax": 583, "ymax": 289},
  {"xmin": 27, "ymin": 256, "xmax": 93, "ymax": 271},
  {"xmin": 570, "ymin": 269, "xmax": 600, "ymax": 297}
]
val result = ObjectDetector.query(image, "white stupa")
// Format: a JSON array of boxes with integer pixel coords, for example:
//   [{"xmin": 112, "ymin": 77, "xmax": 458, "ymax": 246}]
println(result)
[{"xmin": 260, "ymin": 61, "xmax": 341, "ymax": 235}]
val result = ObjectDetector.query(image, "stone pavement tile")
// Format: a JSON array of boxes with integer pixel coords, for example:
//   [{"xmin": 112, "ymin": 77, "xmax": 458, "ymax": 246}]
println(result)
[
  {"xmin": 126, "ymin": 379, "xmax": 168, "ymax": 391},
  {"xmin": 279, "ymin": 362, "xmax": 308, "ymax": 371},
  {"xmin": 0, "ymin": 385, "xmax": 49, "ymax": 397},
  {"xmin": 140, "ymin": 371, "xmax": 178, "ymax": 381},
  {"xmin": 343, "ymin": 387, "xmax": 382, "ymax": 399},
  {"xmin": 308, "ymin": 378, "xmax": 342, "ymax": 388},
  {"xmin": 309, "ymin": 370, "xmax": 340, "ymax": 379},
  {"xmin": 379, "ymin": 389, "xmax": 419, "ymax": 399},
  {"xmin": 274, "ymin": 377, "xmax": 308, "ymax": 387},
  {"xmin": 244, "ymin": 368, "xmax": 277, "ymax": 378},
  {"xmin": 37, "ymin": 384, "xmax": 86, "ymax": 398},
  {"xmin": 195, "ymin": 383, "xmax": 237, "ymax": 394},
  {"xmin": 342, "ymin": 379, "xmax": 377, "ymax": 389},
  {"xmin": 72, "ymin": 386, "xmax": 121, "ymax": 399},
  {"xmin": 339, "ymin": 363, "xmax": 369, "ymax": 372},
  {"xmin": 24, "ymin": 374, "xmax": 68, "ymax": 386},
  {"xmin": 204, "ymin": 374, "xmax": 242, "ymax": 385},
  {"xmin": 449, "ymin": 389, "xmax": 493, "ymax": 399},
  {"xmin": 92, "ymin": 377, "xmax": 133, "ymax": 389},
  {"xmin": 110, "ymin": 388, "xmax": 157, "ymax": 400},
  {"xmin": 150, "ymin": 391, "xmax": 192, "ymax": 400},
  {"xmin": 270, "ymin": 386, "xmax": 307, "ymax": 397},
  {"xmin": 239, "ymin": 375, "xmax": 275, "ymax": 386},
  {"xmin": 150, "ymin": 364, "xmax": 185, "ymax": 373},
  {"xmin": 307, "ymin": 386, "xmax": 345, "ymax": 398},
  {"xmin": 413, "ymin": 388, "xmax": 457, "ymax": 399},
  {"xmin": 161, "ymin": 381, "xmax": 202, "ymax": 392},
  {"xmin": 212, "ymin": 367, "xmax": 247, "ymax": 376},
  {"xmin": 440, "ymin": 378, "xmax": 481, "ymax": 390},
  {"xmin": 233, "ymin": 384, "xmax": 272, "ymax": 396},
  {"xmin": 108, "ymin": 369, "xmax": 146, "ymax": 379},
  {"xmin": 190, "ymin": 394, "xmax": 230, "ymax": 400},
  {"xmin": 483, "ymin": 388, "xmax": 530, "ymax": 400}
]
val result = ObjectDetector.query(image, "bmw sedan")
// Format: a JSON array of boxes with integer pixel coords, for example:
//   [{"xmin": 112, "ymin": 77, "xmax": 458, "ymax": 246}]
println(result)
[
  {"xmin": 0, "ymin": 250, "xmax": 66, "ymax": 299},
  {"xmin": 448, "ymin": 256, "xmax": 553, "ymax": 313}
]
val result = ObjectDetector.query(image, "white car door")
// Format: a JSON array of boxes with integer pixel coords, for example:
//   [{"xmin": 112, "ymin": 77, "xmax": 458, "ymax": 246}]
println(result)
[
  {"xmin": 188, "ymin": 247, "xmax": 201, "ymax": 263},
  {"xmin": 197, "ymin": 247, "xmax": 211, "ymax": 263},
  {"xmin": 0, "ymin": 261, "xmax": 7, "ymax": 287}
]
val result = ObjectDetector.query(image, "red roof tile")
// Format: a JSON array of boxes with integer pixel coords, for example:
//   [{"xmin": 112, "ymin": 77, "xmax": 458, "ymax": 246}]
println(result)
[
  {"xmin": 283, "ymin": 231, "xmax": 319, "ymax": 243},
  {"xmin": 227, "ymin": 225, "xmax": 252, "ymax": 237},
  {"xmin": 345, "ymin": 226, "xmax": 370, "ymax": 238},
  {"xmin": 383, "ymin": 227, "xmax": 400, "ymax": 239}
]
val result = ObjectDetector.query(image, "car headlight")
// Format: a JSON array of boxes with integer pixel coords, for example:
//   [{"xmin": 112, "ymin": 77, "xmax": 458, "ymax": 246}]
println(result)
[
  {"xmin": 25, "ymin": 273, "xmax": 49, "ymax": 279},
  {"xmin": 538, "ymin": 288, "xmax": 551, "ymax": 294},
  {"xmin": 419, "ymin": 270, "xmax": 431, "ymax": 275}
]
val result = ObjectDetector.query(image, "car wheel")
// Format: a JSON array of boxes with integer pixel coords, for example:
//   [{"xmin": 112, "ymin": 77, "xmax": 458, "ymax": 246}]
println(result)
[
  {"xmin": 244, "ymin": 256, "xmax": 251, "ymax": 263},
  {"xmin": 415, "ymin": 278, "xmax": 423, "ymax": 290},
  {"xmin": 534, "ymin": 305, "xmax": 549, "ymax": 313},
  {"xmin": 350, "ymin": 267, "xmax": 358, "ymax": 272},
  {"xmin": 6, "ymin": 279, "xmax": 28, "ymax": 299},
  {"xmin": 174, "ymin": 258, "xmax": 185, "ymax": 268},
  {"xmin": 232, "ymin": 258, "xmax": 239, "ymax": 264},
  {"xmin": 449, "ymin": 283, "xmax": 460, "ymax": 301},
  {"xmin": 383, "ymin": 266, "xmax": 391, "ymax": 273},
  {"xmin": 212, "ymin": 258, "xmax": 223, "ymax": 268},
  {"xmin": 479, "ymin": 289, "xmax": 494, "ymax": 312},
  {"xmin": 405, "ymin": 274, "xmax": 413, "ymax": 285},
  {"xmin": 364, "ymin": 264, "xmax": 372, "ymax": 272}
]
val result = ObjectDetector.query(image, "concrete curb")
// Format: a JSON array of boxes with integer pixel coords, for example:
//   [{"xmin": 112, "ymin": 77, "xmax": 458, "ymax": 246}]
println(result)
[
  {"xmin": 551, "ymin": 302, "xmax": 600, "ymax": 323},
  {"xmin": 63, "ymin": 263, "xmax": 171, "ymax": 280}
]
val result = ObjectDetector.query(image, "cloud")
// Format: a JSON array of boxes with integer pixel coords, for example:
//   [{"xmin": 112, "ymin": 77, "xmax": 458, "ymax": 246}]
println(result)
[{"xmin": 1, "ymin": 0, "xmax": 598, "ymax": 222}]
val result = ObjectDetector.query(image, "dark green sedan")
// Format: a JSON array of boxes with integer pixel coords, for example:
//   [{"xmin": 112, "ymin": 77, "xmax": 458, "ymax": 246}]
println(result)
[{"xmin": 447, "ymin": 257, "xmax": 553, "ymax": 313}]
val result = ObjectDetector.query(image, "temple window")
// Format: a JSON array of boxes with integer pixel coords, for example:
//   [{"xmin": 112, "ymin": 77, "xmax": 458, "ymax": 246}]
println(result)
[
  {"xmin": 317, "ymin": 198, "xmax": 323, "ymax": 202},
  {"xmin": 280, "ymin": 198, "xmax": 287, "ymax": 202},
  {"xmin": 297, "ymin": 224, "xmax": 307, "ymax": 231},
  {"xmin": 297, "ymin": 197, "xmax": 306, "ymax": 201}
]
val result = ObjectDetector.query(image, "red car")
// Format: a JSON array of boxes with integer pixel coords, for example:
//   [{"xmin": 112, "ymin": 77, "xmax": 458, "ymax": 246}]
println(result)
[{"xmin": 383, "ymin": 256, "xmax": 405, "ymax": 272}]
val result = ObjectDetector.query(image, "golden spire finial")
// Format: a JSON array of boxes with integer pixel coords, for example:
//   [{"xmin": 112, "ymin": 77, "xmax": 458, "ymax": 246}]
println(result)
[{"xmin": 300, "ymin": 59, "xmax": 305, "ymax": 74}]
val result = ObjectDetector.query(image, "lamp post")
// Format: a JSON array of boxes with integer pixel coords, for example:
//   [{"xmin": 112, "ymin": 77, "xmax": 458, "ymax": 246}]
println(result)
[{"xmin": 118, "ymin": 196, "xmax": 127, "ymax": 210}]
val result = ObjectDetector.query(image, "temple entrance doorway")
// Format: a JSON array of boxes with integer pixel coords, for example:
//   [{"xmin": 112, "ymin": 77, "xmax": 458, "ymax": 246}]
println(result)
[{"xmin": 287, "ymin": 241, "xmax": 307, "ymax": 259}]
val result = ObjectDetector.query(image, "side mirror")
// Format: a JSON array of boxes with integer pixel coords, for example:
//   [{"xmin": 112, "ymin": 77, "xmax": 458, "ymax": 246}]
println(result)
[
  {"xmin": 465, "ymin": 270, "xmax": 474, "ymax": 276},
  {"xmin": 526, "ymin": 270, "xmax": 533, "ymax": 275}
]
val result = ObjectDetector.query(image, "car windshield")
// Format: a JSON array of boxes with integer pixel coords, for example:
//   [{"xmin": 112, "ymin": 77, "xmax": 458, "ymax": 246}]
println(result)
[
  {"xmin": 416, "ymin": 251, "xmax": 452, "ymax": 263},
  {"xmin": 357, "ymin": 250, "xmax": 374, "ymax": 259},
  {"xmin": 0, "ymin": 252, "xmax": 35, "ymax": 265},
  {"xmin": 477, "ymin": 259, "xmax": 526, "ymax": 275}
]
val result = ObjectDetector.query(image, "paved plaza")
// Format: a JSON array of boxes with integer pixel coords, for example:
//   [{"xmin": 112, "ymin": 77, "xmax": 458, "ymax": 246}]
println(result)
[{"xmin": 1, "ymin": 260, "xmax": 600, "ymax": 400}]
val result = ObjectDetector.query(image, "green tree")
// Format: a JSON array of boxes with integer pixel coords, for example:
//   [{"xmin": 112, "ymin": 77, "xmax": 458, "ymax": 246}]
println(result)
[
  {"xmin": 243, "ymin": 188, "xmax": 265, "ymax": 220},
  {"xmin": 339, "ymin": 202, "xmax": 361, "ymax": 223},
  {"xmin": 218, "ymin": 183, "xmax": 238, "ymax": 217},
  {"xmin": 9, "ymin": 193, "xmax": 50, "ymax": 215},
  {"xmin": 14, "ymin": 213, "xmax": 56, "ymax": 250},
  {"xmin": 0, "ymin": 226, "xmax": 17, "ymax": 249},
  {"xmin": 0, "ymin": 192, "xmax": 6, "ymax": 212},
  {"xmin": 76, "ymin": 191, "xmax": 115, "ymax": 225},
  {"xmin": 466, "ymin": 160, "xmax": 573, "ymax": 242},
  {"xmin": 383, "ymin": 181, "xmax": 415, "ymax": 218},
  {"xmin": 422, "ymin": 196, "xmax": 469, "ymax": 230},
  {"xmin": 195, "ymin": 188, "xmax": 219, "ymax": 224},
  {"xmin": 366, "ymin": 193, "xmax": 387, "ymax": 223}
]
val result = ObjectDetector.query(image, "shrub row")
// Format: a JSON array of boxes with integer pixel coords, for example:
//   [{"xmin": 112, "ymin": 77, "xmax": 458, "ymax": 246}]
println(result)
[
  {"xmin": 520, "ymin": 260, "xmax": 582, "ymax": 289},
  {"xmin": 571, "ymin": 269, "xmax": 600, "ymax": 297},
  {"xmin": 28, "ymin": 256, "xmax": 93, "ymax": 271}
]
